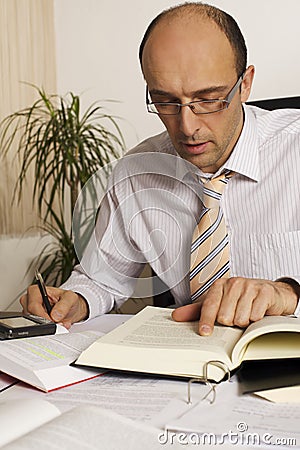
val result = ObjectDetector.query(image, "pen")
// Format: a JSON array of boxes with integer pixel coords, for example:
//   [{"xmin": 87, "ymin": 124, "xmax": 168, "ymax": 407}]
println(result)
[{"xmin": 35, "ymin": 269, "xmax": 52, "ymax": 315}]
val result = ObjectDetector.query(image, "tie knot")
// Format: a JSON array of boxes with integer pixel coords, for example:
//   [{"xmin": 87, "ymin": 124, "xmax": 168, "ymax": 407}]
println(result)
[{"xmin": 201, "ymin": 170, "xmax": 234, "ymax": 208}]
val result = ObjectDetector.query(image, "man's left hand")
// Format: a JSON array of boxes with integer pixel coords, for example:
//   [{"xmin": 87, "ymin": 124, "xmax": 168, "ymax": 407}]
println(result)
[{"xmin": 172, "ymin": 277, "xmax": 298, "ymax": 336}]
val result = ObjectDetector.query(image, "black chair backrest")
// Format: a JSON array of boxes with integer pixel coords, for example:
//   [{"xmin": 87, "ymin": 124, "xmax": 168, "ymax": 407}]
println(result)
[
  {"xmin": 152, "ymin": 273, "xmax": 175, "ymax": 307},
  {"xmin": 247, "ymin": 96, "xmax": 300, "ymax": 110}
]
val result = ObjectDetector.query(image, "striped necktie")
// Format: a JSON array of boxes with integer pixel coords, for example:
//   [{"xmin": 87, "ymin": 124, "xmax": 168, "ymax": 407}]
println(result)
[{"xmin": 190, "ymin": 170, "xmax": 234, "ymax": 302}]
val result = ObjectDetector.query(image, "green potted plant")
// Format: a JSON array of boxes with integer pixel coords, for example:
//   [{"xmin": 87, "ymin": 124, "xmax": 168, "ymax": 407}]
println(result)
[{"xmin": 0, "ymin": 85, "xmax": 125, "ymax": 285}]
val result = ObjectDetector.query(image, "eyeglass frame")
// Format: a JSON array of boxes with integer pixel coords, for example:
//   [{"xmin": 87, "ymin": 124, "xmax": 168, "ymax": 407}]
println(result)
[{"xmin": 146, "ymin": 73, "xmax": 245, "ymax": 115}]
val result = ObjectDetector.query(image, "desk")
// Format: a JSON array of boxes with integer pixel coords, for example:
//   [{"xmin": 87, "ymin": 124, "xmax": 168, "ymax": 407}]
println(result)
[{"xmin": 0, "ymin": 315, "xmax": 299, "ymax": 449}]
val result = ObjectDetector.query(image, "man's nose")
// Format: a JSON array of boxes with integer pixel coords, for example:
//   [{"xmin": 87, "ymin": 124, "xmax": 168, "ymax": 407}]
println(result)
[{"xmin": 178, "ymin": 105, "xmax": 203, "ymax": 137}]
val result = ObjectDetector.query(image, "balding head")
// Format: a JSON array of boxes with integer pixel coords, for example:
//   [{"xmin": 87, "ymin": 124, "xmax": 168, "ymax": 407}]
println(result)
[{"xmin": 139, "ymin": 2, "xmax": 247, "ymax": 78}]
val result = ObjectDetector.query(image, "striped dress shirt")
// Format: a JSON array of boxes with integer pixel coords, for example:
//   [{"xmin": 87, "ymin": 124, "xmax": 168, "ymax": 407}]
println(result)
[{"xmin": 62, "ymin": 105, "xmax": 300, "ymax": 318}]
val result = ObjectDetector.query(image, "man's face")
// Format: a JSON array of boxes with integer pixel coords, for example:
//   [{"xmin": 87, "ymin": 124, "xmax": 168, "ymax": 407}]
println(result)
[{"xmin": 142, "ymin": 18, "xmax": 253, "ymax": 173}]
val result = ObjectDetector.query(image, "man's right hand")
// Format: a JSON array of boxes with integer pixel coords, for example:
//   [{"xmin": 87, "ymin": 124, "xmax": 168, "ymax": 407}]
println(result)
[{"xmin": 20, "ymin": 285, "xmax": 89, "ymax": 329}]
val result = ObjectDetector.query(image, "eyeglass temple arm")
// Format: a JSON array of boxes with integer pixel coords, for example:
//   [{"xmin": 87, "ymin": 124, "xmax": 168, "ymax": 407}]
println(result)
[{"xmin": 146, "ymin": 86, "xmax": 150, "ymax": 105}]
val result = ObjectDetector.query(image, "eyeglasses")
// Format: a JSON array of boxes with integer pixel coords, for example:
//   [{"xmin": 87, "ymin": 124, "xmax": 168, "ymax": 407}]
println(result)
[{"xmin": 146, "ymin": 74, "xmax": 244, "ymax": 116}]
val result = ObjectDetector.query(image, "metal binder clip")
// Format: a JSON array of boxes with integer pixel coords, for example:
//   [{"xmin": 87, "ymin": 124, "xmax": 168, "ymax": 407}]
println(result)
[{"xmin": 186, "ymin": 360, "xmax": 230, "ymax": 405}]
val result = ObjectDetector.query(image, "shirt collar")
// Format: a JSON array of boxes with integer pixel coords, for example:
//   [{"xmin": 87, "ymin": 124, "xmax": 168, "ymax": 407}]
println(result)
[{"xmin": 220, "ymin": 105, "xmax": 260, "ymax": 182}]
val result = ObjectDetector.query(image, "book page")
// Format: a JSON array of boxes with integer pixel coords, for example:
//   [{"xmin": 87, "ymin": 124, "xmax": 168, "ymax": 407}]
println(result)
[
  {"xmin": 45, "ymin": 373, "xmax": 186, "ymax": 422},
  {"xmin": 99, "ymin": 307, "xmax": 242, "ymax": 353},
  {"xmin": 76, "ymin": 307, "xmax": 243, "ymax": 381},
  {"xmin": 231, "ymin": 315, "xmax": 300, "ymax": 364},
  {"xmin": 167, "ymin": 380, "xmax": 300, "ymax": 446},
  {"xmin": 242, "ymin": 332, "xmax": 300, "ymax": 360},
  {"xmin": 0, "ymin": 399, "xmax": 60, "ymax": 447},
  {"xmin": 255, "ymin": 385, "xmax": 300, "ymax": 403},
  {"xmin": 44, "ymin": 372, "xmax": 209, "ymax": 428},
  {"xmin": 1, "ymin": 405, "xmax": 181, "ymax": 450},
  {"xmin": 0, "ymin": 371, "xmax": 211, "ymax": 431},
  {"xmin": 0, "ymin": 331, "xmax": 104, "ymax": 391},
  {"xmin": 0, "ymin": 330, "xmax": 103, "ymax": 371}
]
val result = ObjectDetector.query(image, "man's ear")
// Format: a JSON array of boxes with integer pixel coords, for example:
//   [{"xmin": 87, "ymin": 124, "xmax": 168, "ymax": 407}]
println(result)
[{"xmin": 241, "ymin": 65, "xmax": 255, "ymax": 103}]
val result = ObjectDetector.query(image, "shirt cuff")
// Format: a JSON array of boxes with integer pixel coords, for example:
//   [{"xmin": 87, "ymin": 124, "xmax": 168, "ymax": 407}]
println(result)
[
  {"xmin": 60, "ymin": 280, "xmax": 114, "ymax": 319},
  {"xmin": 276, "ymin": 277, "xmax": 300, "ymax": 317},
  {"xmin": 294, "ymin": 299, "xmax": 300, "ymax": 317}
]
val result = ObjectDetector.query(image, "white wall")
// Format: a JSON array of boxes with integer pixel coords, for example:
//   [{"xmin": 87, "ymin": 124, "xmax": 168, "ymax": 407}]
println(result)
[
  {"xmin": 0, "ymin": 235, "xmax": 53, "ymax": 311},
  {"xmin": 53, "ymin": 0, "xmax": 300, "ymax": 150},
  {"xmin": 2, "ymin": 0, "xmax": 299, "ymax": 309}
]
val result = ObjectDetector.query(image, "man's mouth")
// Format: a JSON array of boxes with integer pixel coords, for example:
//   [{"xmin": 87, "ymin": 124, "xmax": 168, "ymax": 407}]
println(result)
[{"xmin": 182, "ymin": 141, "xmax": 209, "ymax": 155}]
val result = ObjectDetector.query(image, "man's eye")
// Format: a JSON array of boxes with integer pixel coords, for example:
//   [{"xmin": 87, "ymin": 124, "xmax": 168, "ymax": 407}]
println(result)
[
  {"xmin": 195, "ymin": 97, "xmax": 215, "ymax": 102},
  {"xmin": 156, "ymin": 103, "xmax": 171, "ymax": 109}
]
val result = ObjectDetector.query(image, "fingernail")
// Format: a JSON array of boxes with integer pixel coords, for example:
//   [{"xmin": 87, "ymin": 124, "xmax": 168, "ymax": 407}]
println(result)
[
  {"xmin": 200, "ymin": 325, "xmax": 211, "ymax": 336},
  {"xmin": 52, "ymin": 311, "xmax": 63, "ymax": 321}
]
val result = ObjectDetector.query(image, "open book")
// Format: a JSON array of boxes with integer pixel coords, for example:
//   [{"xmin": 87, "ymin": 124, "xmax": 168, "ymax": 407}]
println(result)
[
  {"xmin": 0, "ymin": 330, "xmax": 104, "ymax": 391},
  {"xmin": 0, "ymin": 399, "xmax": 166, "ymax": 450},
  {"xmin": 75, "ymin": 306, "xmax": 300, "ymax": 383}
]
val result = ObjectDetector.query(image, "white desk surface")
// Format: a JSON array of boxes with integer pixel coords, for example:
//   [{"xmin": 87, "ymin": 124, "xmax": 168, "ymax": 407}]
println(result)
[{"xmin": 69, "ymin": 313, "xmax": 132, "ymax": 334}]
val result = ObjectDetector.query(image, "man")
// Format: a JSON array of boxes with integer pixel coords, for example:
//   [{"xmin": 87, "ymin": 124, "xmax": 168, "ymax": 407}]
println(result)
[{"xmin": 21, "ymin": 2, "xmax": 300, "ymax": 335}]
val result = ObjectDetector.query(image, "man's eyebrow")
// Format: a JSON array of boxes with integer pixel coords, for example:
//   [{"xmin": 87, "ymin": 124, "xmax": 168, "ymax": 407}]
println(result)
[
  {"xmin": 149, "ymin": 85, "xmax": 228, "ymax": 99},
  {"xmin": 193, "ymin": 85, "xmax": 229, "ymax": 97}
]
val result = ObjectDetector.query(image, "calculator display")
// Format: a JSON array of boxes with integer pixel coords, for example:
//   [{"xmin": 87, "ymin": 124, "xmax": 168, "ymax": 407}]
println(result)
[{"xmin": 0, "ymin": 317, "xmax": 36, "ymax": 328}]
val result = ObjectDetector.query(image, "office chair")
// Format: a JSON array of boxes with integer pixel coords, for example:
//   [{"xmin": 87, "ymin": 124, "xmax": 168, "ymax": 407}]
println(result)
[
  {"xmin": 246, "ymin": 96, "xmax": 300, "ymax": 110},
  {"xmin": 152, "ymin": 96, "xmax": 300, "ymax": 307}
]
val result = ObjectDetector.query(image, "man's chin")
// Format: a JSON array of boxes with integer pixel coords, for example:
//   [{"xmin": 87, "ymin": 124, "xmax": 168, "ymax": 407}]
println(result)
[{"xmin": 178, "ymin": 151, "xmax": 209, "ymax": 169}]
